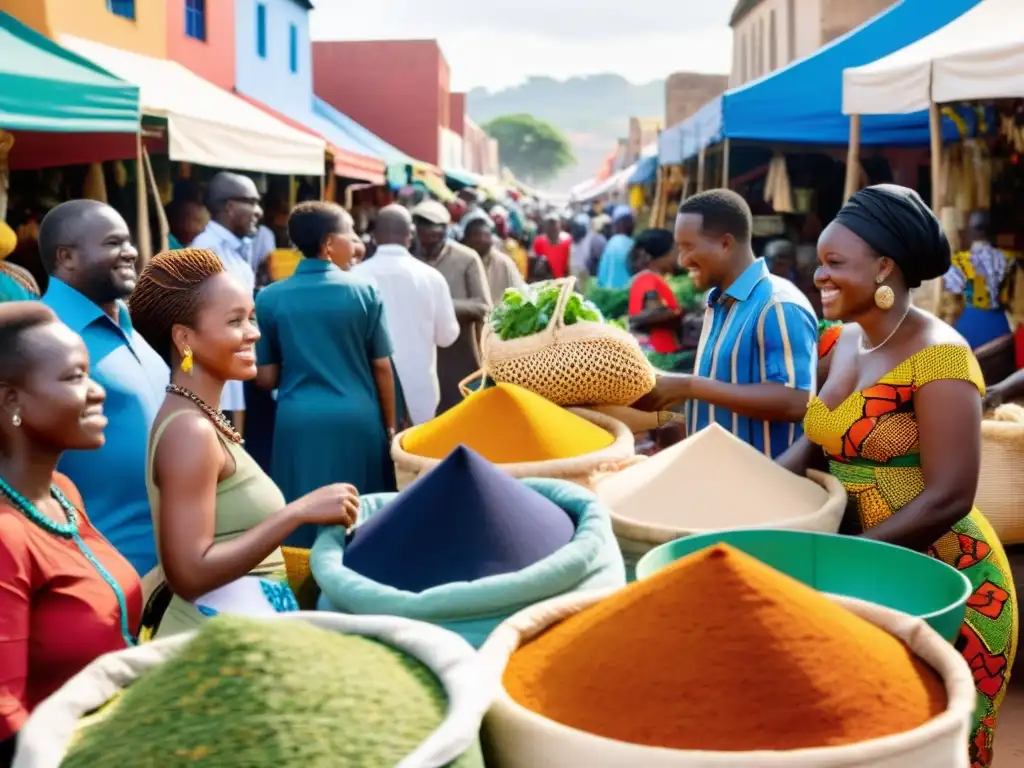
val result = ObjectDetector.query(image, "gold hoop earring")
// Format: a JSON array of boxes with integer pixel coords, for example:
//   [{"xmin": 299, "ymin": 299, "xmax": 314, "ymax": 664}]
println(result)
[
  {"xmin": 874, "ymin": 285, "xmax": 895, "ymax": 311},
  {"xmin": 11, "ymin": 410, "xmax": 21, "ymax": 428},
  {"xmin": 181, "ymin": 346, "xmax": 194, "ymax": 375}
]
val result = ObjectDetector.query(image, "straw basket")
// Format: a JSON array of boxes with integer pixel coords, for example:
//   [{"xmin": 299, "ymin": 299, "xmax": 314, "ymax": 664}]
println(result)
[
  {"xmin": 391, "ymin": 408, "xmax": 639, "ymax": 491},
  {"xmin": 479, "ymin": 277, "xmax": 656, "ymax": 407},
  {"xmin": 976, "ymin": 404, "xmax": 1024, "ymax": 545},
  {"xmin": 15, "ymin": 613, "xmax": 494, "ymax": 768},
  {"xmin": 478, "ymin": 590, "xmax": 975, "ymax": 768}
]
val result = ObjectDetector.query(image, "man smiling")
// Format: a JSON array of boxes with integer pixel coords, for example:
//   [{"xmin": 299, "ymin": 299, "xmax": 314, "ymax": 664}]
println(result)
[
  {"xmin": 39, "ymin": 200, "xmax": 169, "ymax": 574},
  {"xmin": 634, "ymin": 190, "xmax": 817, "ymax": 458}
]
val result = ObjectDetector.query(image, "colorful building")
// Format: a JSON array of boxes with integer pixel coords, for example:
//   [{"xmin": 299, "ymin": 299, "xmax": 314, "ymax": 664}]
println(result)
[
  {"xmin": 166, "ymin": 0, "xmax": 234, "ymax": 90},
  {"xmin": 313, "ymin": 39, "xmax": 452, "ymax": 167},
  {"xmin": 235, "ymin": 0, "xmax": 312, "ymax": 118},
  {"xmin": 0, "ymin": 0, "xmax": 167, "ymax": 56}
]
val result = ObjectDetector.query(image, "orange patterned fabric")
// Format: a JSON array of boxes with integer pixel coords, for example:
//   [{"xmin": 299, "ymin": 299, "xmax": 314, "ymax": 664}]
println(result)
[{"xmin": 804, "ymin": 344, "xmax": 1017, "ymax": 768}]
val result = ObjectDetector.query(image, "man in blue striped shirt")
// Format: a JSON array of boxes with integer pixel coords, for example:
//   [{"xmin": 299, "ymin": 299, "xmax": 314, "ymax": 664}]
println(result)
[{"xmin": 636, "ymin": 190, "xmax": 818, "ymax": 458}]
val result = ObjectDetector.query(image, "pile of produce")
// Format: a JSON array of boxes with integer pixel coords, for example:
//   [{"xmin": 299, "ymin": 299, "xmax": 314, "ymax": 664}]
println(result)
[
  {"xmin": 504, "ymin": 543, "xmax": 946, "ymax": 752},
  {"xmin": 402, "ymin": 382, "xmax": 614, "ymax": 463},
  {"xmin": 489, "ymin": 280, "xmax": 603, "ymax": 341},
  {"xmin": 64, "ymin": 616, "xmax": 483, "ymax": 767}
]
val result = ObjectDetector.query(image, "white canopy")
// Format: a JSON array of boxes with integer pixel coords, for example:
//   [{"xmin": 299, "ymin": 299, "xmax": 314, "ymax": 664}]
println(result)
[
  {"xmin": 61, "ymin": 36, "xmax": 325, "ymax": 175},
  {"xmin": 570, "ymin": 165, "xmax": 635, "ymax": 204},
  {"xmin": 843, "ymin": 0, "xmax": 1024, "ymax": 115}
]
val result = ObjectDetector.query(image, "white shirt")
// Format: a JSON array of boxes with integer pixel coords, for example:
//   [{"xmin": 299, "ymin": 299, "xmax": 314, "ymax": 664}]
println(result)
[
  {"xmin": 190, "ymin": 220, "xmax": 255, "ymax": 412},
  {"xmin": 355, "ymin": 244, "xmax": 460, "ymax": 425}
]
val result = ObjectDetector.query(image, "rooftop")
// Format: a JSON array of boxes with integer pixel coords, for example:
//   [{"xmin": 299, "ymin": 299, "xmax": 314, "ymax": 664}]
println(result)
[{"xmin": 730, "ymin": 0, "xmax": 764, "ymax": 26}]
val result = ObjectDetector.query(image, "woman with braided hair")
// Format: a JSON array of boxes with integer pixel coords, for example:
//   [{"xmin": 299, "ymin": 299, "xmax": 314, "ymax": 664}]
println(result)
[{"xmin": 128, "ymin": 249, "xmax": 359, "ymax": 637}]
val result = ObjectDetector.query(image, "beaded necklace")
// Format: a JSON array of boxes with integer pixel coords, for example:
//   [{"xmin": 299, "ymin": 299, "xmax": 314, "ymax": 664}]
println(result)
[
  {"xmin": 166, "ymin": 384, "xmax": 243, "ymax": 444},
  {"xmin": 0, "ymin": 476, "xmax": 136, "ymax": 648}
]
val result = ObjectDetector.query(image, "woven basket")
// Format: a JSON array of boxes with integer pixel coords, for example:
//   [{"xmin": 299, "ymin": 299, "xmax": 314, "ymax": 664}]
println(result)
[
  {"xmin": 391, "ymin": 408, "xmax": 639, "ymax": 491},
  {"xmin": 480, "ymin": 277, "xmax": 656, "ymax": 407},
  {"xmin": 976, "ymin": 404, "xmax": 1024, "ymax": 545}
]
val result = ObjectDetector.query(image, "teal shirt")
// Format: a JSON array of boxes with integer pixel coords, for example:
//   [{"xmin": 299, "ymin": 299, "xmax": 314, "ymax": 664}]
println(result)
[{"xmin": 0, "ymin": 271, "xmax": 37, "ymax": 302}]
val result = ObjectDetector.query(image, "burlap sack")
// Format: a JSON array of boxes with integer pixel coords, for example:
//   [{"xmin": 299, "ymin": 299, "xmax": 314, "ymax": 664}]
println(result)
[
  {"xmin": 478, "ymin": 590, "xmax": 975, "ymax": 768},
  {"xmin": 391, "ymin": 408, "xmax": 639, "ymax": 491},
  {"xmin": 977, "ymin": 403, "xmax": 1024, "ymax": 545},
  {"xmin": 480, "ymin": 277, "xmax": 656, "ymax": 406},
  {"xmin": 15, "ymin": 613, "xmax": 495, "ymax": 768}
]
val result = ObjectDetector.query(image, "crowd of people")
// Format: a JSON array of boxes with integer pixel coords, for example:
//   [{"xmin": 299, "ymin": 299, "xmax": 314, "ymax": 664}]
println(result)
[{"xmin": 0, "ymin": 174, "xmax": 1019, "ymax": 766}]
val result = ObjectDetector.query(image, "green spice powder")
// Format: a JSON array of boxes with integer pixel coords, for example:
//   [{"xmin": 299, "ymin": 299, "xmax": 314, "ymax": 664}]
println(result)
[{"xmin": 63, "ymin": 616, "xmax": 484, "ymax": 768}]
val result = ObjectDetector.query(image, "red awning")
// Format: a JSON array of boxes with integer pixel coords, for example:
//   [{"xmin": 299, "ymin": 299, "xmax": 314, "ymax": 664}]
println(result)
[{"xmin": 237, "ymin": 95, "xmax": 386, "ymax": 185}]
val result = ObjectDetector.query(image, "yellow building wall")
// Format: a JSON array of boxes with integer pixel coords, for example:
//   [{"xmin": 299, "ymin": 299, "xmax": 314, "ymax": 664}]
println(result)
[{"xmin": 0, "ymin": 0, "xmax": 166, "ymax": 57}]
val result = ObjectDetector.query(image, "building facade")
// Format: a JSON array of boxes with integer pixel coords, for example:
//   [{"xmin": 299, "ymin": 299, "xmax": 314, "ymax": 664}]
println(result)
[
  {"xmin": 729, "ymin": 0, "xmax": 898, "ymax": 87},
  {"xmin": 166, "ymin": 0, "xmax": 234, "ymax": 90},
  {"xmin": 665, "ymin": 72, "xmax": 730, "ymax": 128},
  {"xmin": 0, "ymin": 0, "xmax": 167, "ymax": 55},
  {"xmin": 313, "ymin": 39, "xmax": 451, "ymax": 166},
  {"xmin": 234, "ymin": 0, "xmax": 314, "ymax": 117},
  {"xmin": 626, "ymin": 117, "xmax": 662, "ymax": 164}
]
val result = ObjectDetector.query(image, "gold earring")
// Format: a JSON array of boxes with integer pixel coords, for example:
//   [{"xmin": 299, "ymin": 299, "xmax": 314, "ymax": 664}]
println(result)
[
  {"xmin": 11, "ymin": 410, "xmax": 21, "ymax": 427},
  {"xmin": 181, "ymin": 346, "xmax": 194, "ymax": 375},
  {"xmin": 874, "ymin": 284, "xmax": 895, "ymax": 311}
]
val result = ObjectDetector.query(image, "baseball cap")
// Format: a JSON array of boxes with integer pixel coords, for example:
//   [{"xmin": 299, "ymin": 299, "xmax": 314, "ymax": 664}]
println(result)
[{"xmin": 411, "ymin": 199, "xmax": 452, "ymax": 226}]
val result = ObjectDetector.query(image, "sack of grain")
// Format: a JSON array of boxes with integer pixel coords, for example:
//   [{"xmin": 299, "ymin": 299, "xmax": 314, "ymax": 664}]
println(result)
[
  {"xmin": 312, "ymin": 478, "xmax": 626, "ymax": 649},
  {"xmin": 15, "ymin": 613, "xmax": 493, "ymax": 768},
  {"xmin": 481, "ymin": 277, "xmax": 656, "ymax": 407},
  {"xmin": 392, "ymin": 406, "xmax": 638, "ymax": 491},
  {"xmin": 478, "ymin": 590, "xmax": 975, "ymax": 768},
  {"xmin": 977, "ymin": 403, "xmax": 1024, "ymax": 545},
  {"xmin": 592, "ymin": 424, "xmax": 846, "ymax": 579}
]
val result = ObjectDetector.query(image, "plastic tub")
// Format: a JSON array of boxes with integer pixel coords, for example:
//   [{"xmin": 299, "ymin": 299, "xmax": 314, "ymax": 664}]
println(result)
[{"xmin": 636, "ymin": 529, "xmax": 971, "ymax": 642}]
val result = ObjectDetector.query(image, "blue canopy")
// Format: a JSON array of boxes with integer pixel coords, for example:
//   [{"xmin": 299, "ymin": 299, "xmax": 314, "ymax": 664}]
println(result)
[
  {"xmin": 628, "ymin": 155, "xmax": 658, "ymax": 186},
  {"xmin": 660, "ymin": 0, "xmax": 982, "ymax": 164},
  {"xmin": 312, "ymin": 96, "xmax": 412, "ymax": 166}
]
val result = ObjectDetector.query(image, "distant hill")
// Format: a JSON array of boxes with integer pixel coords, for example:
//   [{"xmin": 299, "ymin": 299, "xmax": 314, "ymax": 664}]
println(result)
[{"xmin": 467, "ymin": 74, "xmax": 665, "ymax": 194}]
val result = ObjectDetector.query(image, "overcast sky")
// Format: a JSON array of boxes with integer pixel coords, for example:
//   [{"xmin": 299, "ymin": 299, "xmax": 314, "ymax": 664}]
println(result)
[{"xmin": 310, "ymin": 0, "xmax": 735, "ymax": 92}]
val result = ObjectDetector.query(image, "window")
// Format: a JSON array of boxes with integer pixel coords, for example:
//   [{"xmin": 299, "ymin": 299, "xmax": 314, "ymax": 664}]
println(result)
[
  {"xmin": 769, "ymin": 10, "xmax": 777, "ymax": 71},
  {"xmin": 107, "ymin": 0, "xmax": 135, "ymax": 20},
  {"xmin": 256, "ymin": 3, "xmax": 267, "ymax": 58},
  {"xmin": 289, "ymin": 24, "xmax": 298, "ymax": 73},
  {"xmin": 185, "ymin": 0, "xmax": 206, "ymax": 41}
]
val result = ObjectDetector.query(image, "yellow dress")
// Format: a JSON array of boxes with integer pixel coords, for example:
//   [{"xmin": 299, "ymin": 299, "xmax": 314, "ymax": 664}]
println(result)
[{"xmin": 804, "ymin": 344, "xmax": 1017, "ymax": 768}]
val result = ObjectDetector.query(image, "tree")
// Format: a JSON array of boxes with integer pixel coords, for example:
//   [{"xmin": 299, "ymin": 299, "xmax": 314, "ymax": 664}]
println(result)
[{"xmin": 483, "ymin": 114, "xmax": 576, "ymax": 185}]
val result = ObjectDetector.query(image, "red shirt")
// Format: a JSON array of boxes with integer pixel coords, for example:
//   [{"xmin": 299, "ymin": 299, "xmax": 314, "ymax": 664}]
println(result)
[
  {"xmin": 629, "ymin": 271, "xmax": 681, "ymax": 354},
  {"xmin": 0, "ymin": 473, "xmax": 142, "ymax": 738},
  {"xmin": 533, "ymin": 234, "xmax": 572, "ymax": 279}
]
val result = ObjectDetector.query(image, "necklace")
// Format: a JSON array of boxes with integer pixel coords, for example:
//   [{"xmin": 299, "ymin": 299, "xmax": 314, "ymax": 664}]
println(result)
[
  {"xmin": 166, "ymin": 384, "xmax": 243, "ymax": 444},
  {"xmin": 0, "ymin": 476, "xmax": 136, "ymax": 648},
  {"xmin": 860, "ymin": 305, "xmax": 912, "ymax": 353}
]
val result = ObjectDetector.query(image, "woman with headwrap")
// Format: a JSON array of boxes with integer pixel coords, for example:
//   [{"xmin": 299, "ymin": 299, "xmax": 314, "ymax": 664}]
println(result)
[{"xmin": 778, "ymin": 185, "xmax": 1016, "ymax": 767}]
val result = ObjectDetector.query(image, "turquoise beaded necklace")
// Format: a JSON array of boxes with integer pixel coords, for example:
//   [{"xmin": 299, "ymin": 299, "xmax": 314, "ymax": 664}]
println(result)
[{"xmin": 0, "ymin": 476, "xmax": 136, "ymax": 648}]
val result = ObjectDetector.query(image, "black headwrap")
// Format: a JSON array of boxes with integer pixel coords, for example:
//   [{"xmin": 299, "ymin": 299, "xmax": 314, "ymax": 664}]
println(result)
[
  {"xmin": 833, "ymin": 184, "xmax": 950, "ymax": 288},
  {"xmin": 634, "ymin": 228, "xmax": 675, "ymax": 259}
]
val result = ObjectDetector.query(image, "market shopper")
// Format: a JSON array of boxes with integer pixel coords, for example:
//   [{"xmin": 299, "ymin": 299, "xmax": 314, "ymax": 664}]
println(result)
[
  {"xmin": 569, "ymin": 213, "xmax": 606, "ymax": 285},
  {"xmin": 532, "ymin": 213, "xmax": 571, "ymax": 280},
  {"xmin": 190, "ymin": 172, "xmax": 264, "ymax": 437},
  {"xmin": 596, "ymin": 206, "xmax": 637, "ymax": 290},
  {"xmin": 0, "ymin": 222, "xmax": 38, "ymax": 302},
  {"xmin": 165, "ymin": 198, "xmax": 209, "ymax": 251},
  {"xmin": 778, "ymin": 184, "xmax": 1016, "ymax": 768},
  {"xmin": 944, "ymin": 210, "xmax": 1013, "ymax": 349},
  {"xmin": 412, "ymin": 199, "xmax": 490, "ymax": 414},
  {"xmin": 632, "ymin": 190, "xmax": 817, "ymax": 458},
  {"xmin": 628, "ymin": 228, "xmax": 689, "ymax": 371},
  {"xmin": 128, "ymin": 248, "xmax": 359, "ymax": 637},
  {"xmin": 0, "ymin": 302, "xmax": 142, "ymax": 759},
  {"xmin": 38, "ymin": 200, "xmax": 168, "ymax": 576},
  {"xmin": 461, "ymin": 209, "xmax": 525, "ymax": 303}
]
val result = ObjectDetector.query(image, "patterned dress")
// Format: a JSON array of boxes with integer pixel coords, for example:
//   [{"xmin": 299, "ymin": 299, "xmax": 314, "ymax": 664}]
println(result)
[{"xmin": 804, "ymin": 343, "xmax": 1018, "ymax": 768}]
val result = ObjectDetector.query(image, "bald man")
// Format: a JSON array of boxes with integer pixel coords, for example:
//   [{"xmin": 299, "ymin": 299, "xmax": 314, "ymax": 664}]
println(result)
[
  {"xmin": 355, "ymin": 205, "xmax": 459, "ymax": 425},
  {"xmin": 191, "ymin": 172, "xmax": 264, "ymax": 432}
]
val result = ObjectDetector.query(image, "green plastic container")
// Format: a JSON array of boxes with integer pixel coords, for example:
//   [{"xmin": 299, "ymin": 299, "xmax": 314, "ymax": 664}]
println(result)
[{"xmin": 636, "ymin": 529, "xmax": 972, "ymax": 642}]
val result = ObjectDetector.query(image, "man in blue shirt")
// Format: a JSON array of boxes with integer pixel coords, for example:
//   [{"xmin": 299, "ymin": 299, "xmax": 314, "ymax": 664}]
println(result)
[
  {"xmin": 635, "ymin": 190, "xmax": 817, "ymax": 459},
  {"xmin": 40, "ymin": 200, "xmax": 169, "ymax": 575},
  {"xmin": 596, "ymin": 206, "xmax": 636, "ymax": 290}
]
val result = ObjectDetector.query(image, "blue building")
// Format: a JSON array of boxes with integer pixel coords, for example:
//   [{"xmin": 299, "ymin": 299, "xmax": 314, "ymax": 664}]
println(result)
[{"xmin": 234, "ymin": 0, "xmax": 313, "ymax": 119}]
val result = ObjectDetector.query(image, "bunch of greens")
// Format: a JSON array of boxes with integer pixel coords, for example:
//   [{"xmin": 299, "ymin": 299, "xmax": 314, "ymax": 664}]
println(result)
[
  {"xmin": 584, "ymin": 285, "xmax": 630, "ymax": 321},
  {"xmin": 665, "ymin": 273, "xmax": 702, "ymax": 312},
  {"xmin": 489, "ymin": 280, "xmax": 604, "ymax": 341}
]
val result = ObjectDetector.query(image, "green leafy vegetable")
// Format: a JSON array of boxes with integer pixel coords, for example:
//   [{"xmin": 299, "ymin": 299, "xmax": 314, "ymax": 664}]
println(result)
[{"xmin": 489, "ymin": 280, "xmax": 604, "ymax": 340}]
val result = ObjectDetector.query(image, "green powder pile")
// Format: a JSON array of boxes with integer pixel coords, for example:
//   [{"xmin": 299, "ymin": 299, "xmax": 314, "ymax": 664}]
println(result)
[{"xmin": 63, "ymin": 615, "xmax": 484, "ymax": 768}]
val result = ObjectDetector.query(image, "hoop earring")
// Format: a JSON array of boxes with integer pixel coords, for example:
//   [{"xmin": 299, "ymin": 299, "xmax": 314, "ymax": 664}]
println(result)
[
  {"xmin": 181, "ymin": 346, "xmax": 194, "ymax": 375},
  {"xmin": 11, "ymin": 410, "xmax": 21, "ymax": 428},
  {"xmin": 874, "ymin": 285, "xmax": 895, "ymax": 311}
]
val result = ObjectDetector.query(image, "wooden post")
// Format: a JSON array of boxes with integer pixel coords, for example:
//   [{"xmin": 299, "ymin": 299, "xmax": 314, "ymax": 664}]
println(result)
[
  {"xmin": 721, "ymin": 138, "xmax": 731, "ymax": 188},
  {"xmin": 135, "ymin": 133, "xmax": 152, "ymax": 268},
  {"xmin": 843, "ymin": 114, "xmax": 861, "ymax": 201},
  {"xmin": 918, "ymin": 101, "xmax": 946, "ymax": 314},
  {"xmin": 141, "ymin": 146, "xmax": 168, "ymax": 253},
  {"xmin": 696, "ymin": 147, "xmax": 707, "ymax": 193}
]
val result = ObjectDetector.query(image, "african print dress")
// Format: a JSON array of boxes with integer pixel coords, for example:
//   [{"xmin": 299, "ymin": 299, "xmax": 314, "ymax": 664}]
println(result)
[{"xmin": 804, "ymin": 344, "xmax": 1018, "ymax": 768}]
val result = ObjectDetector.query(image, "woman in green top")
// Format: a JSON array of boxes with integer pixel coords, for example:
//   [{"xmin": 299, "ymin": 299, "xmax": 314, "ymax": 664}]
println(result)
[
  {"xmin": 254, "ymin": 202, "xmax": 399, "ymax": 548},
  {"xmin": 128, "ymin": 248, "xmax": 359, "ymax": 637}
]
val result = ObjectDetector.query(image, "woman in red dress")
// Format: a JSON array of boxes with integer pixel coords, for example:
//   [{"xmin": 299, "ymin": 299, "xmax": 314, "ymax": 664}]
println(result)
[{"xmin": 0, "ymin": 302, "xmax": 141, "ymax": 762}]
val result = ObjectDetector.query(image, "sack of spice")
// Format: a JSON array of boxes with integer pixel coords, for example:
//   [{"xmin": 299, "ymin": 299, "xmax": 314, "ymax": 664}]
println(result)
[
  {"xmin": 481, "ymin": 277, "xmax": 656, "ymax": 407},
  {"xmin": 312, "ymin": 476, "xmax": 626, "ymax": 649},
  {"xmin": 15, "ymin": 613, "xmax": 493, "ymax": 768},
  {"xmin": 393, "ymin": 383, "xmax": 638, "ymax": 491},
  {"xmin": 593, "ymin": 424, "xmax": 846, "ymax": 579},
  {"xmin": 478, "ymin": 545, "xmax": 976, "ymax": 768},
  {"xmin": 976, "ymin": 403, "xmax": 1024, "ymax": 545}
]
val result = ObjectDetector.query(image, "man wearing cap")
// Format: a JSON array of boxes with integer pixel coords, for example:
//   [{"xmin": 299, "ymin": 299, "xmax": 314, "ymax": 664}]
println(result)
[
  {"xmin": 412, "ymin": 199, "xmax": 491, "ymax": 414},
  {"xmin": 461, "ymin": 209, "xmax": 525, "ymax": 303}
]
